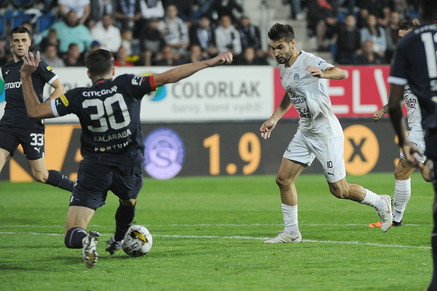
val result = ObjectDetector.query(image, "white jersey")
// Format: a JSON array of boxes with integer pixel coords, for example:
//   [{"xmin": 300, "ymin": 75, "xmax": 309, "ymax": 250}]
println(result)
[
  {"xmin": 401, "ymin": 84, "xmax": 426, "ymax": 161},
  {"xmin": 279, "ymin": 51, "xmax": 343, "ymax": 137},
  {"xmin": 404, "ymin": 85, "xmax": 423, "ymax": 135}
]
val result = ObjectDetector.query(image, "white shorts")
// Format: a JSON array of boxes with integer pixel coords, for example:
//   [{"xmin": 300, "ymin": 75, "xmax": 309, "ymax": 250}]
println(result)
[
  {"xmin": 400, "ymin": 129, "xmax": 427, "ymax": 163},
  {"xmin": 283, "ymin": 129, "xmax": 346, "ymax": 183}
]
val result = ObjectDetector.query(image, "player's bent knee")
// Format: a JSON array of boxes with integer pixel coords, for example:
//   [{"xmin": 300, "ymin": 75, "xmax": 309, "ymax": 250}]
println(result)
[
  {"xmin": 275, "ymin": 176, "xmax": 291, "ymax": 188},
  {"xmin": 64, "ymin": 227, "xmax": 88, "ymax": 249},
  {"xmin": 31, "ymin": 170, "xmax": 48, "ymax": 183},
  {"xmin": 120, "ymin": 199, "xmax": 136, "ymax": 207}
]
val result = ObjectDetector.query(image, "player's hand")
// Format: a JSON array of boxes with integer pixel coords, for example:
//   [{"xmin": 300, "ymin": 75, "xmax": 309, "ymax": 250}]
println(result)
[
  {"xmin": 21, "ymin": 51, "xmax": 40, "ymax": 76},
  {"xmin": 373, "ymin": 108, "xmax": 385, "ymax": 121},
  {"xmin": 402, "ymin": 142, "xmax": 424, "ymax": 170},
  {"xmin": 306, "ymin": 66, "xmax": 323, "ymax": 78},
  {"xmin": 208, "ymin": 52, "xmax": 233, "ymax": 67},
  {"xmin": 259, "ymin": 119, "xmax": 277, "ymax": 140}
]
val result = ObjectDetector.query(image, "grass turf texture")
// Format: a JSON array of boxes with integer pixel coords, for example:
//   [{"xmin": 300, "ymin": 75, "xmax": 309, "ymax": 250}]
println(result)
[{"xmin": 0, "ymin": 173, "xmax": 434, "ymax": 290}]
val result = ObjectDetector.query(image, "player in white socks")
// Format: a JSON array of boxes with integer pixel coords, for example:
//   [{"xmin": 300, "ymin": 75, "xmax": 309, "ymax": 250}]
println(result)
[
  {"xmin": 260, "ymin": 23, "xmax": 393, "ymax": 244},
  {"xmin": 368, "ymin": 20, "xmax": 432, "ymax": 229}
]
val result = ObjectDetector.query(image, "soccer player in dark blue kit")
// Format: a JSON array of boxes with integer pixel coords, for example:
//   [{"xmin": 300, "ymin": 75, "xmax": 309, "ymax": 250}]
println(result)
[
  {"xmin": 20, "ymin": 49, "xmax": 233, "ymax": 268},
  {"xmin": 0, "ymin": 26, "xmax": 74, "ymax": 191},
  {"xmin": 387, "ymin": 0, "xmax": 437, "ymax": 289}
]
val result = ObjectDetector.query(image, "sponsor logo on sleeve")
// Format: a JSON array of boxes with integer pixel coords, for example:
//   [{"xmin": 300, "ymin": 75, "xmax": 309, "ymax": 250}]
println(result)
[{"xmin": 59, "ymin": 94, "xmax": 69, "ymax": 106}]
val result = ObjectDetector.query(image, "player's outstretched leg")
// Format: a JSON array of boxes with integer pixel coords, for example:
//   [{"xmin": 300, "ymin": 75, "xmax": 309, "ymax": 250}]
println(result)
[
  {"xmin": 331, "ymin": 181, "xmax": 393, "ymax": 232},
  {"xmin": 106, "ymin": 201, "xmax": 135, "ymax": 255},
  {"xmin": 82, "ymin": 231, "xmax": 100, "ymax": 268},
  {"xmin": 46, "ymin": 170, "xmax": 75, "ymax": 191}
]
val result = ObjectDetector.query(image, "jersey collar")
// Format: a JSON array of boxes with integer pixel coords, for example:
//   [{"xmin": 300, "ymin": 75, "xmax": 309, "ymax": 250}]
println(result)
[{"xmin": 94, "ymin": 79, "xmax": 111, "ymax": 85}]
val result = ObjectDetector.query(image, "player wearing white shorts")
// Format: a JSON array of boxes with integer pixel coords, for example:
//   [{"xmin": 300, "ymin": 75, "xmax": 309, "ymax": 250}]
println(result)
[
  {"xmin": 260, "ymin": 23, "xmax": 393, "ymax": 243},
  {"xmin": 370, "ymin": 87, "xmax": 431, "ymax": 227},
  {"xmin": 369, "ymin": 20, "xmax": 432, "ymax": 229}
]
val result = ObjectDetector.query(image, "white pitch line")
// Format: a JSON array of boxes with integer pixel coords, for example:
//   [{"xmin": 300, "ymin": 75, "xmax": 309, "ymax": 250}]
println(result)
[
  {"xmin": 157, "ymin": 234, "xmax": 431, "ymax": 249},
  {"xmin": 0, "ymin": 232, "xmax": 430, "ymax": 249},
  {"xmin": 0, "ymin": 223, "xmax": 425, "ymax": 228}
]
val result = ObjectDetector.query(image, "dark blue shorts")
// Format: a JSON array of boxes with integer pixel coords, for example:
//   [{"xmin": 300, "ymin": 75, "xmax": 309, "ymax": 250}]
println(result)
[
  {"xmin": 69, "ymin": 158, "xmax": 144, "ymax": 210},
  {"xmin": 0, "ymin": 124, "xmax": 45, "ymax": 160}
]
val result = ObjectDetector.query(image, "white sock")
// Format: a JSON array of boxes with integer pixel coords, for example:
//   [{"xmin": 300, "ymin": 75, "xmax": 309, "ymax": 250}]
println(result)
[
  {"xmin": 282, "ymin": 203, "xmax": 299, "ymax": 235},
  {"xmin": 393, "ymin": 179, "xmax": 411, "ymax": 222},
  {"xmin": 360, "ymin": 189, "xmax": 379, "ymax": 208}
]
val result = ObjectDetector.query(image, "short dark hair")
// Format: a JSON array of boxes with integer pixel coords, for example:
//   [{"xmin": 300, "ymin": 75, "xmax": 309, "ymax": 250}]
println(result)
[
  {"xmin": 68, "ymin": 43, "xmax": 78, "ymax": 50},
  {"xmin": 85, "ymin": 49, "xmax": 114, "ymax": 77},
  {"xmin": 398, "ymin": 19, "xmax": 418, "ymax": 31},
  {"xmin": 268, "ymin": 23, "xmax": 295, "ymax": 42},
  {"xmin": 10, "ymin": 26, "xmax": 31, "ymax": 39}
]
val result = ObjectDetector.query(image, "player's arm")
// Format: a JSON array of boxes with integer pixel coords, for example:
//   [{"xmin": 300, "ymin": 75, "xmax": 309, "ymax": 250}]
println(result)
[
  {"xmin": 259, "ymin": 92, "xmax": 292, "ymax": 140},
  {"xmin": 47, "ymin": 79, "xmax": 66, "ymax": 99},
  {"xmin": 153, "ymin": 52, "xmax": 233, "ymax": 88},
  {"xmin": 306, "ymin": 66, "xmax": 346, "ymax": 80},
  {"xmin": 388, "ymin": 84, "xmax": 406, "ymax": 145},
  {"xmin": 373, "ymin": 104, "xmax": 388, "ymax": 121},
  {"xmin": 374, "ymin": 100, "xmax": 405, "ymax": 121},
  {"xmin": 20, "ymin": 52, "xmax": 55, "ymax": 119}
]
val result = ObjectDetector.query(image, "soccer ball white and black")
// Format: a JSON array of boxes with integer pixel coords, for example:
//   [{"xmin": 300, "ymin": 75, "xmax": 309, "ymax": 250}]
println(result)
[{"xmin": 122, "ymin": 225, "xmax": 153, "ymax": 257}]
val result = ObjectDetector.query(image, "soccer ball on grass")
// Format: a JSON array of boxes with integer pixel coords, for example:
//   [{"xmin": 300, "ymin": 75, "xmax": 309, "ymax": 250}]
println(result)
[{"xmin": 122, "ymin": 225, "xmax": 153, "ymax": 257}]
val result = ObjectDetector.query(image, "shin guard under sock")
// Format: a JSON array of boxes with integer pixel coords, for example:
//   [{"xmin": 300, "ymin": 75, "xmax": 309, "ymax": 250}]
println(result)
[
  {"xmin": 114, "ymin": 203, "xmax": 136, "ymax": 241},
  {"xmin": 64, "ymin": 227, "xmax": 87, "ymax": 249},
  {"xmin": 47, "ymin": 170, "xmax": 75, "ymax": 192}
]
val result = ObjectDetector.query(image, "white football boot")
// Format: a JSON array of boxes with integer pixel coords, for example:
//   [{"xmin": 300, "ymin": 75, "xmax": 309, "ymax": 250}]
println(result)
[
  {"xmin": 377, "ymin": 195, "xmax": 393, "ymax": 232},
  {"xmin": 82, "ymin": 230, "xmax": 100, "ymax": 268},
  {"xmin": 264, "ymin": 232, "xmax": 303, "ymax": 244}
]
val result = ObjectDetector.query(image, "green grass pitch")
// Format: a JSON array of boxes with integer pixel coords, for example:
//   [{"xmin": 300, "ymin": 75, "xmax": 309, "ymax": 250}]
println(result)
[{"xmin": 0, "ymin": 173, "xmax": 434, "ymax": 290}]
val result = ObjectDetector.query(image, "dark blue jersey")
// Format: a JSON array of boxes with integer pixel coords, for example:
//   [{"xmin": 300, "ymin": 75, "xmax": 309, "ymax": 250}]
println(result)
[
  {"xmin": 389, "ymin": 22, "xmax": 437, "ymax": 157},
  {"xmin": 51, "ymin": 74, "xmax": 156, "ymax": 166},
  {"xmin": 1, "ymin": 58, "xmax": 58, "ymax": 128},
  {"xmin": 389, "ymin": 22, "xmax": 437, "ymax": 128}
]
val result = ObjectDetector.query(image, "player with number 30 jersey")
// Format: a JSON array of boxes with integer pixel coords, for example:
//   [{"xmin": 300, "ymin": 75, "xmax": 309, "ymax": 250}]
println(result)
[
  {"xmin": 20, "ymin": 48, "xmax": 233, "ymax": 268},
  {"xmin": 52, "ymin": 74, "xmax": 154, "ymax": 166}
]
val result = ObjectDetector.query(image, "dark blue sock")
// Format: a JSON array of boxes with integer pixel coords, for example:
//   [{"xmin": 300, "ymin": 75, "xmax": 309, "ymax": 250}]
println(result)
[
  {"xmin": 64, "ymin": 227, "xmax": 87, "ymax": 249},
  {"xmin": 47, "ymin": 170, "xmax": 75, "ymax": 192},
  {"xmin": 114, "ymin": 203, "xmax": 136, "ymax": 241}
]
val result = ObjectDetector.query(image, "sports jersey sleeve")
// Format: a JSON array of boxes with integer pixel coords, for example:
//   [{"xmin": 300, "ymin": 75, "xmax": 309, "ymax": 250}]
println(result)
[
  {"xmin": 50, "ymin": 92, "xmax": 74, "ymax": 117},
  {"xmin": 312, "ymin": 55, "xmax": 334, "ymax": 71},
  {"xmin": 118, "ymin": 74, "xmax": 156, "ymax": 99},
  {"xmin": 37, "ymin": 58, "xmax": 59, "ymax": 85},
  {"xmin": 388, "ymin": 40, "xmax": 408, "ymax": 86}
]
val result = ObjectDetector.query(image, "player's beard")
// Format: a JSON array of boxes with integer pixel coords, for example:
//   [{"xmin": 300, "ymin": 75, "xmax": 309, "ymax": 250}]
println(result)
[{"xmin": 276, "ymin": 54, "xmax": 291, "ymax": 64}]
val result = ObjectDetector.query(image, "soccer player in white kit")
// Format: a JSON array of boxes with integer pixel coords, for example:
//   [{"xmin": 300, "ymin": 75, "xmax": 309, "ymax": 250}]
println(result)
[
  {"xmin": 369, "ymin": 20, "xmax": 432, "ymax": 228},
  {"xmin": 370, "ymin": 87, "xmax": 432, "ymax": 227},
  {"xmin": 260, "ymin": 23, "xmax": 393, "ymax": 243}
]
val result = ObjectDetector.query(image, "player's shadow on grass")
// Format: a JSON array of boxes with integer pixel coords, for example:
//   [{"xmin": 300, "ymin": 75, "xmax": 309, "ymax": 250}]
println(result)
[
  {"xmin": 0, "ymin": 244, "xmax": 64, "ymax": 249},
  {"xmin": 0, "ymin": 264, "xmax": 42, "ymax": 271},
  {"xmin": 59, "ymin": 256, "xmax": 85, "ymax": 264}
]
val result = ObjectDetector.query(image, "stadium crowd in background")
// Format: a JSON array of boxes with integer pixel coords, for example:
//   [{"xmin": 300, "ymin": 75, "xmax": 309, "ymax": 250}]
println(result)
[{"xmin": 0, "ymin": 0, "xmax": 423, "ymax": 67}]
